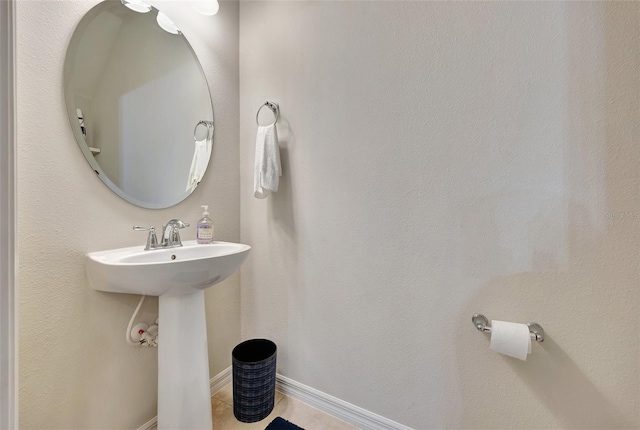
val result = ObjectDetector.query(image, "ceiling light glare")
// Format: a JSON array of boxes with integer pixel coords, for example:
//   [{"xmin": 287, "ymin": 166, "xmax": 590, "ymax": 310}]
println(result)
[
  {"xmin": 192, "ymin": 0, "xmax": 220, "ymax": 16},
  {"xmin": 156, "ymin": 11, "xmax": 181, "ymax": 35},
  {"xmin": 121, "ymin": 0, "xmax": 152, "ymax": 13}
]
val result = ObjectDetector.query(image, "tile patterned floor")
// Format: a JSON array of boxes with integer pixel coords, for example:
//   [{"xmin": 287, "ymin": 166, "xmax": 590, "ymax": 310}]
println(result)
[{"xmin": 212, "ymin": 384, "xmax": 359, "ymax": 430}]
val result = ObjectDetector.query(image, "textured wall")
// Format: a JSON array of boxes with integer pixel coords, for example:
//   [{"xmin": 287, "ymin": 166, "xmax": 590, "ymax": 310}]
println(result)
[
  {"xmin": 17, "ymin": 1, "xmax": 239, "ymax": 428},
  {"xmin": 239, "ymin": 2, "xmax": 639, "ymax": 428}
]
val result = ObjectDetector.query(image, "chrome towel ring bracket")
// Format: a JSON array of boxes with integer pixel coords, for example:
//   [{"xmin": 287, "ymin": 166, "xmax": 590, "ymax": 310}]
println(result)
[
  {"xmin": 193, "ymin": 120, "xmax": 214, "ymax": 141},
  {"xmin": 256, "ymin": 101, "xmax": 279, "ymax": 126}
]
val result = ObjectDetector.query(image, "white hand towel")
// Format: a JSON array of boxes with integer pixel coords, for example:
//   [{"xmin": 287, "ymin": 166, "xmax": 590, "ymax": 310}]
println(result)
[
  {"xmin": 185, "ymin": 138, "xmax": 212, "ymax": 192},
  {"xmin": 254, "ymin": 123, "xmax": 281, "ymax": 199}
]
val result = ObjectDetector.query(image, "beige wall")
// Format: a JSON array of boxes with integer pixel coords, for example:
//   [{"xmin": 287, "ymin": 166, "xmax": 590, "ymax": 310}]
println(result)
[
  {"xmin": 17, "ymin": 1, "xmax": 239, "ymax": 428},
  {"xmin": 239, "ymin": 2, "xmax": 640, "ymax": 428}
]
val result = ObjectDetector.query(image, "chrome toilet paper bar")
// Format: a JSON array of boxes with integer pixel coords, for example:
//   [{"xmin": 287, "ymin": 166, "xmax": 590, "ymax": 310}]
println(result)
[{"xmin": 472, "ymin": 313, "xmax": 544, "ymax": 342}]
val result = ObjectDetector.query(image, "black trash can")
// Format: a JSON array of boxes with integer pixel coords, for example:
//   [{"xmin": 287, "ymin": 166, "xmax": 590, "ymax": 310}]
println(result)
[{"xmin": 232, "ymin": 339, "xmax": 277, "ymax": 423}]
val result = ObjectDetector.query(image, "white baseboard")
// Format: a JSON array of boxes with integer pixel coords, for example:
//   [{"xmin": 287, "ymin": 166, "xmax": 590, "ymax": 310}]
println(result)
[
  {"xmin": 210, "ymin": 365, "xmax": 232, "ymax": 395},
  {"xmin": 137, "ymin": 416, "xmax": 157, "ymax": 430},
  {"xmin": 138, "ymin": 367, "xmax": 411, "ymax": 430},
  {"xmin": 276, "ymin": 375, "xmax": 413, "ymax": 430},
  {"xmin": 137, "ymin": 366, "xmax": 232, "ymax": 430}
]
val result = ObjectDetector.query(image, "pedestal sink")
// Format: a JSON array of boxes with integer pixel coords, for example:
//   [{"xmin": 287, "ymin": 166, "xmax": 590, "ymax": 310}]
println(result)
[{"xmin": 85, "ymin": 240, "xmax": 250, "ymax": 430}]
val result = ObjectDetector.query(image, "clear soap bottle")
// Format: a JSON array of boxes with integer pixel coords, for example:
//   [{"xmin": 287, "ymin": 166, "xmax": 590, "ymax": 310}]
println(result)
[{"xmin": 196, "ymin": 205, "xmax": 214, "ymax": 244}]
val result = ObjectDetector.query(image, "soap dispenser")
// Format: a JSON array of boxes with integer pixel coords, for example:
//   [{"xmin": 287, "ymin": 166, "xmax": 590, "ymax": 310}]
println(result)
[{"xmin": 196, "ymin": 205, "xmax": 214, "ymax": 244}]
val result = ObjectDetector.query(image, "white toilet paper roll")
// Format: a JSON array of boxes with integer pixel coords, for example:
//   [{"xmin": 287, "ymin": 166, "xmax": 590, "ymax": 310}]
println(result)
[{"xmin": 489, "ymin": 320, "xmax": 531, "ymax": 361}]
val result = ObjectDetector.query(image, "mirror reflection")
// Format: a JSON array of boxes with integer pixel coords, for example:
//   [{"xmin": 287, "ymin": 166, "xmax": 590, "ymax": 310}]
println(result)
[{"xmin": 64, "ymin": 1, "xmax": 214, "ymax": 209}]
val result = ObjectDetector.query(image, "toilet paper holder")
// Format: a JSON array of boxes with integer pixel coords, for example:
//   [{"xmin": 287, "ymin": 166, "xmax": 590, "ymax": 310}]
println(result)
[{"xmin": 472, "ymin": 314, "xmax": 544, "ymax": 342}]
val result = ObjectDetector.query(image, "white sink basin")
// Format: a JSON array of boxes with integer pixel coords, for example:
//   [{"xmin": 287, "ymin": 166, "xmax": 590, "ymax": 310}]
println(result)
[
  {"xmin": 85, "ymin": 239, "xmax": 250, "ymax": 430},
  {"xmin": 85, "ymin": 240, "xmax": 250, "ymax": 297}
]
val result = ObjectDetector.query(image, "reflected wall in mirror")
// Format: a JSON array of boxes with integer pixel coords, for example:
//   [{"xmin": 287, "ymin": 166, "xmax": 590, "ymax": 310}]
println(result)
[{"xmin": 64, "ymin": 0, "xmax": 214, "ymax": 209}]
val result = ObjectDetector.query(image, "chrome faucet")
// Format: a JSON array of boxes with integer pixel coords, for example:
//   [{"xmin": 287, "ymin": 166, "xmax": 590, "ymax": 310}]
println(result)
[
  {"xmin": 133, "ymin": 219, "xmax": 190, "ymax": 250},
  {"xmin": 161, "ymin": 219, "xmax": 190, "ymax": 248}
]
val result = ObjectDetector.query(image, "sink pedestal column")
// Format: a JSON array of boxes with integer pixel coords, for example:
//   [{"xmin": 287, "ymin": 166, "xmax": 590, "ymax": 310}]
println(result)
[{"xmin": 158, "ymin": 290, "xmax": 213, "ymax": 430}]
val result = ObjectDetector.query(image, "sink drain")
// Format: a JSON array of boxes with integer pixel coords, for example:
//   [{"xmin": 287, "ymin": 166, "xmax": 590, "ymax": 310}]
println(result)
[{"xmin": 170, "ymin": 255, "xmax": 176, "ymax": 260}]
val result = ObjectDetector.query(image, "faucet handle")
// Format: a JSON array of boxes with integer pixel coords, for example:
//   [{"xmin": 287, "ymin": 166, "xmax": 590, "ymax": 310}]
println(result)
[
  {"xmin": 133, "ymin": 226, "xmax": 158, "ymax": 250},
  {"xmin": 133, "ymin": 225, "xmax": 156, "ymax": 234}
]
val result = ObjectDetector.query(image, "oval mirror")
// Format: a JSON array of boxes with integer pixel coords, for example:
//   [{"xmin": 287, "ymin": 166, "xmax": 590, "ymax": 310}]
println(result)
[{"xmin": 64, "ymin": 0, "xmax": 213, "ymax": 209}]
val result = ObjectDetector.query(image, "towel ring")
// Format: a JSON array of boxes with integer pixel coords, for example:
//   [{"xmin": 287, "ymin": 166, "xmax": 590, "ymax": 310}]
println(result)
[
  {"xmin": 193, "ymin": 120, "xmax": 214, "ymax": 141},
  {"xmin": 256, "ymin": 101, "xmax": 279, "ymax": 126}
]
